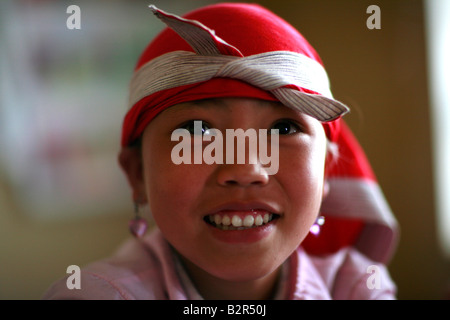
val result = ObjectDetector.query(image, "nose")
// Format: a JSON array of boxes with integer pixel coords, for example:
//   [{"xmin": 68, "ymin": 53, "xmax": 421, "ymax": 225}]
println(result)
[
  {"xmin": 216, "ymin": 162, "xmax": 270, "ymax": 187},
  {"xmin": 214, "ymin": 126, "xmax": 273, "ymax": 187}
]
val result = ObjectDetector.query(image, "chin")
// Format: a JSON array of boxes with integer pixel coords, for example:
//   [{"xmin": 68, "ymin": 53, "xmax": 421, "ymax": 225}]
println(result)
[{"xmin": 203, "ymin": 253, "xmax": 284, "ymax": 283}]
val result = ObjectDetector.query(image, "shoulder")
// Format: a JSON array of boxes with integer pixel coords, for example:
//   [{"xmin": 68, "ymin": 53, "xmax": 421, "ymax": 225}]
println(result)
[
  {"xmin": 42, "ymin": 230, "xmax": 176, "ymax": 300},
  {"xmin": 297, "ymin": 247, "xmax": 396, "ymax": 300}
]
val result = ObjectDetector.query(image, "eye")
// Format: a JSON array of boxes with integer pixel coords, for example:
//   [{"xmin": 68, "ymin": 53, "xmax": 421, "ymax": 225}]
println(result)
[
  {"xmin": 180, "ymin": 120, "xmax": 212, "ymax": 136},
  {"xmin": 270, "ymin": 119, "xmax": 301, "ymax": 135}
]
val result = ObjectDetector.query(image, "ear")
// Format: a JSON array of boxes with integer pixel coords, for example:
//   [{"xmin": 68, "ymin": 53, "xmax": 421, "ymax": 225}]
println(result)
[{"xmin": 118, "ymin": 147, "xmax": 147, "ymax": 203}]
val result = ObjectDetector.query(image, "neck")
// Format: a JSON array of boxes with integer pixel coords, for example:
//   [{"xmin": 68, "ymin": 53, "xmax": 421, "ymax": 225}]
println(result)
[{"xmin": 178, "ymin": 255, "xmax": 283, "ymax": 300}]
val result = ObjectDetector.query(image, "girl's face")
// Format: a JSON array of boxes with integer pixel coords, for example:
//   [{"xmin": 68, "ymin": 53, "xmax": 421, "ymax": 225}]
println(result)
[{"xmin": 138, "ymin": 98, "xmax": 327, "ymax": 283}]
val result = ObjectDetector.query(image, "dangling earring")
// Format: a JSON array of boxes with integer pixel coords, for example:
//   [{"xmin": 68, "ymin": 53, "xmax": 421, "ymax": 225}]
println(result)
[
  {"xmin": 309, "ymin": 216, "xmax": 325, "ymax": 236},
  {"xmin": 129, "ymin": 201, "xmax": 148, "ymax": 238}
]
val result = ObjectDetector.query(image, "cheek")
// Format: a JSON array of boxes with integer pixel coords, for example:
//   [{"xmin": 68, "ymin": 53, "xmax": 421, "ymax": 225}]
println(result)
[
  {"xmin": 277, "ymin": 139, "xmax": 327, "ymax": 232},
  {"xmin": 279, "ymin": 142, "xmax": 325, "ymax": 194},
  {"xmin": 141, "ymin": 144, "xmax": 208, "ymax": 233}
]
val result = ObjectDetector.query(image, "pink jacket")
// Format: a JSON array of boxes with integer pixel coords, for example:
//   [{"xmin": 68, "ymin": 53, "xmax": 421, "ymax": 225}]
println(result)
[{"xmin": 42, "ymin": 228, "xmax": 396, "ymax": 300}]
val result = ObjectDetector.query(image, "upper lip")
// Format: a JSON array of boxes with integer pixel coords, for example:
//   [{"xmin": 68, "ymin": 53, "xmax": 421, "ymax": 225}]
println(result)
[{"xmin": 205, "ymin": 201, "xmax": 282, "ymax": 216}]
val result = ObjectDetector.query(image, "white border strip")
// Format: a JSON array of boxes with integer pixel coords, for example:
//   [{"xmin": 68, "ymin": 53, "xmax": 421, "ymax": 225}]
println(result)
[
  {"xmin": 128, "ymin": 50, "xmax": 348, "ymax": 121},
  {"xmin": 321, "ymin": 178, "xmax": 398, "ymax": 263},
  {"xmin": 321, "ymin": 178, "xmax": 397, "ymax": 227}
]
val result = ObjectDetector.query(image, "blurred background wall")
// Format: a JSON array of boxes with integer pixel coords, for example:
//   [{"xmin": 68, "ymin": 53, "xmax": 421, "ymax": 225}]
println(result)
[{"xmin": 0, "ymin": 0, "xmax": 448, "ymax": 299}]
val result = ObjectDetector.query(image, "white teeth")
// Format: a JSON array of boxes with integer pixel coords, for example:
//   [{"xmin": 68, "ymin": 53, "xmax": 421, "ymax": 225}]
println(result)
[
  {"xmin": 255, "ymin": 215, "xmax": 263, "ymax": 226},
  {"xmin": 208, "ymin": 213, "xmax": 275, "ymax": 230},
  {"xmin": 243, "ymin": 215, "xmax": 254, "ymax": 227},
  {"xmin": 231, "ymin": 215, "xmax": 242, "ymax": 227},
  {"xmin": 222, "ymin": 215, "xmax": 231, "ymax": 226}
]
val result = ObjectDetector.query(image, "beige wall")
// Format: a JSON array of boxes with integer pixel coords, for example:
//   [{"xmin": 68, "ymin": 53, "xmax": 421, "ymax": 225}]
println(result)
[{"xmin": 1, "ymin": 0, "xmax": 449, "ymax": 299}]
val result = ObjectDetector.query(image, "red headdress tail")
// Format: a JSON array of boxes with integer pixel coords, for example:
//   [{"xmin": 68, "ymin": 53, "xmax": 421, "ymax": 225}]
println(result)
[{"xmin": 302, "ymin": 122, "xmax": 399, "ymax": 263}]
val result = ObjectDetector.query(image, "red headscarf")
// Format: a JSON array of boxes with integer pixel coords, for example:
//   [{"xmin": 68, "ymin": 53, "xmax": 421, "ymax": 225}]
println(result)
[{"xmin": 121, "ymin": 3, "xmax": 398, "ymax": 263}]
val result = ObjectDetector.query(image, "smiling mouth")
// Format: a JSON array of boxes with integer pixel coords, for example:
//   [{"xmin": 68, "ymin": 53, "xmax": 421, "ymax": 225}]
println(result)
[{"xmin": 204, "ymin": 211, "xmax": 280, "ymax": 230}]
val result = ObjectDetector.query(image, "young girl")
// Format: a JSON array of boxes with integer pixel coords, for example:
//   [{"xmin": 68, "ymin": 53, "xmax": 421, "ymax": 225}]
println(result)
[{"xmin": 43, "ymin": 3, "xmax": 398, "ymax": 300}]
